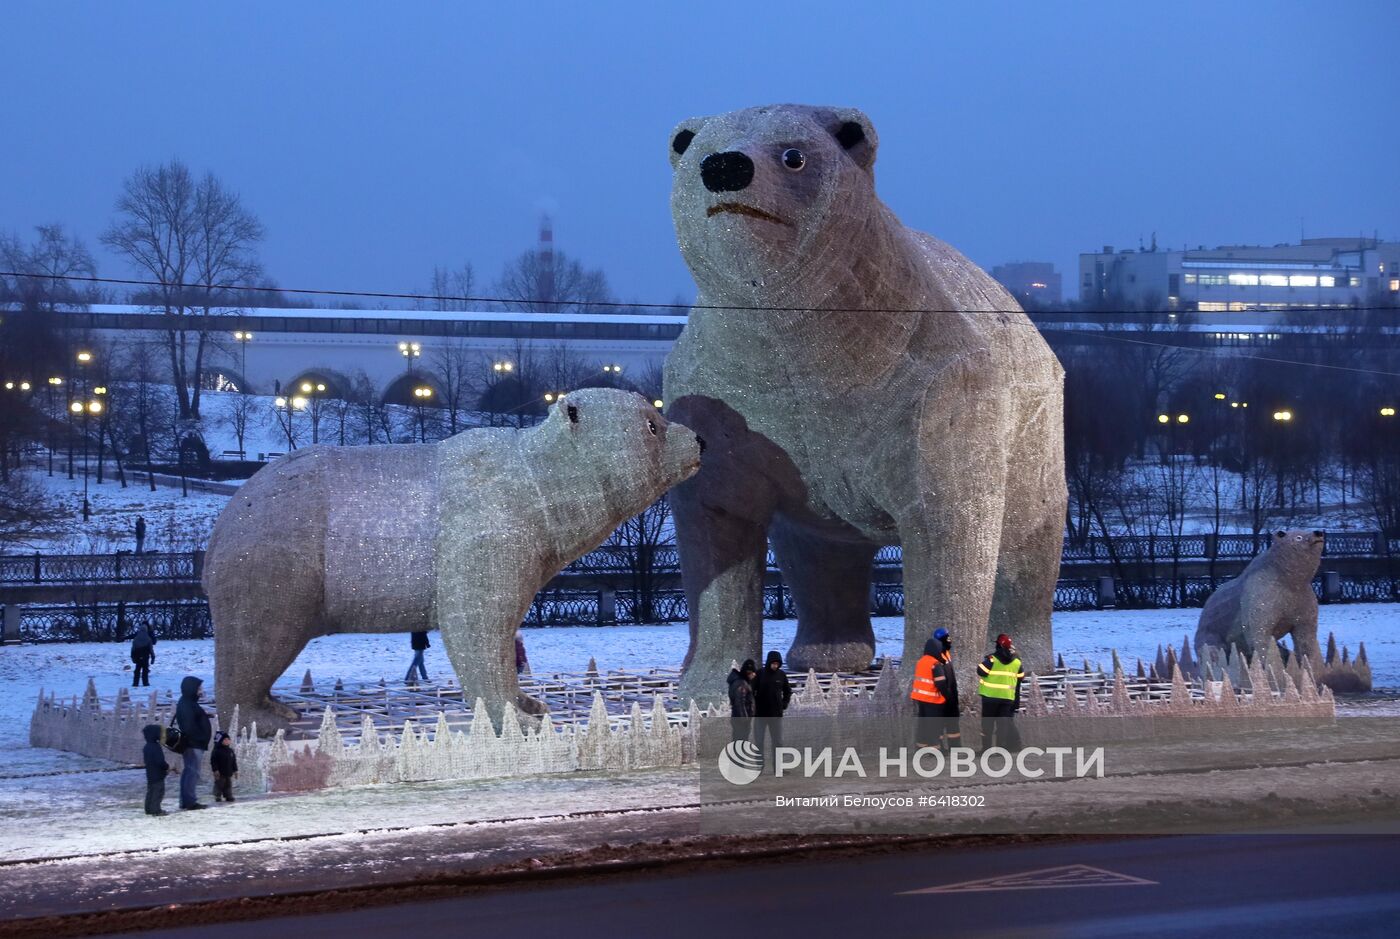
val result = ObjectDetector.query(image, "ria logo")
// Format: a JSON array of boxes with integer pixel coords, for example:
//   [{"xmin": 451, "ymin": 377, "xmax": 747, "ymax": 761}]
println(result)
[{"xmin": 718, "ymin": 740, "xmax": 763, "ymax": 785}]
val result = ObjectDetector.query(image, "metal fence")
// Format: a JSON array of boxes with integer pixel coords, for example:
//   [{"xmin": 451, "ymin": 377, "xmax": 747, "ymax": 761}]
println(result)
[
  {"xmin": 11, "ymin": 601, "xmax": 212, "ymax": 642},
  {"xmin": 7, "ymin": 532, "xmax": 1398, "ymax": 589}
]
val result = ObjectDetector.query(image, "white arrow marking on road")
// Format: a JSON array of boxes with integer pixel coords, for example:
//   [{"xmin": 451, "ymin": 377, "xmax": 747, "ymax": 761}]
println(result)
[{"xmin": 899, "ymin": 864, "xmax": 1159, "ymax": 894}]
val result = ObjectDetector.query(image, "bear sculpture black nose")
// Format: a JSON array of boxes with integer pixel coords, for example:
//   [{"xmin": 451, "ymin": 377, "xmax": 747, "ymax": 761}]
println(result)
[
  {"xmin": 700, "ymin": 152, "xmax": 754, "ymax": 193},
  {"xmin": 696, "ymin": 436, "xmax": 707, "ymax": 454}
]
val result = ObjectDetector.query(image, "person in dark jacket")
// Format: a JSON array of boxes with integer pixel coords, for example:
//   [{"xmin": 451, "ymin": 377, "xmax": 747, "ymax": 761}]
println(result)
[
  {"xmin": 210, "ymin": 731, "xmax": 238, "ymax": 802},
  {"xmin": 515, "ymin": 631, "xmax": 529, "ymax": 675},
  {"xmin": 727, "ymin": 659, "xmax": 757, "ymax": 743},
  {"xmin": 405, "ymin": 631, "xmax": 430, "ymax": 684},
  {"xmin": 754, "ymin": 650, "xmax": 792, "ymax": 768},
  {"xmin": 142, "ymin": 723, "xmax": 169, "ymax": 816},
  {"xmin": 929, "ymin": 629, "xmax": 962, "ymax": 754},
  {"xmin": 130, "ymin": 625, "xmax": 156, "ymax": 687},
  {"xmin": 175, "ymin": 675, "xmax": 212, "ymax": 810},
  {"xmin": 135, "ymin": 515, "xmax": 147, "ymax": 553}
]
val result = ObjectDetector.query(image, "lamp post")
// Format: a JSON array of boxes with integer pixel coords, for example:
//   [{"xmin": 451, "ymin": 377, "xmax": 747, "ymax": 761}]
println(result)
[
  {"xmin": 398, "ymin": 341, "xmax": 421, "ymax": 376},
  {"xmin": 412, "ymin": 385, "xmax": 433, "ymax": 442},
  {"xmin": 44, "ymin": 377, "xmax": 62, "ymax": 476},
  {"xmin": 233, "ymin": 331, "xmax": 253, "ymax": 389},
  {"xmin": 71, "ymin": 398, "xmax": 102, "ymax": 520},
  {"xmin": 273, "ymin": 395, "xmax": 307, "ymax": 451},
  {"xmin": 299, "ymin": 380, "xmax": 327, "ymax": 444}
]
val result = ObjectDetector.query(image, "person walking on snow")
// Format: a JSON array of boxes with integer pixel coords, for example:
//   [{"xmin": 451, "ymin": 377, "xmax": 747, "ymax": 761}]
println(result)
[
  {"xmin": 515, "ymin": 631, "xmax": 529, "ymax": 675},
  {"xmin": 727, "ymin": 658, "xmax": 757, "ymax": 743},
  {"xmin": 174, "ymin": 675, "xmax": 212, "ymax": 810},
  {"xmin": 142, "ymin": 723, "xmax": 170, "ymax": 816},
  {"xmin": 210, "ymin": 731, "xmax": 238, "ymax": 802},
  {"xmin": 130, "ymin": 625, "xmax": 156, "ymax": 687},
  {"xmin": 135, "ymin": 515, "xmax": 147, "ymax": 553},
  {"xmin": 405, "ymin": 631, "xmax": 430, "ymax": 684},
  {"xmin": 978, "ymin": 633, "xmax": 1025, "ymax": 752}
]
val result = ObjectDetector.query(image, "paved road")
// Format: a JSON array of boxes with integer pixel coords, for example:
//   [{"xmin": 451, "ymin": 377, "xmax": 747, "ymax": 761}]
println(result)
[{"xmin": 126, "ymin": 832, "xmax": 1400, "ymax": 939}]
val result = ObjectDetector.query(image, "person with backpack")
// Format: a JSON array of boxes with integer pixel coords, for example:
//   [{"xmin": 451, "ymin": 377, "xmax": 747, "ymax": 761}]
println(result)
[
  {"xmin": 130, "ymin": 625, "xmax": 156, "ymax": 687},
  {"xmin": 174, "ymin": 675, "xmax": 212, "ymax": 810},
  {"xmin": 727, "ymin": 658, "xmax": 757, "ymax": 743}
]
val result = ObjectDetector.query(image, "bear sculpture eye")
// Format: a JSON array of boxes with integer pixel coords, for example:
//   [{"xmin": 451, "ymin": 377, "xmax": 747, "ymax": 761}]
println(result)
[
  {"xmin": 647, "ymin": 419, "xmax": 657, "ymax": 436},
  {"xmin": 781, "ymin": 148, "xmax": 806, "ymax": 171}
]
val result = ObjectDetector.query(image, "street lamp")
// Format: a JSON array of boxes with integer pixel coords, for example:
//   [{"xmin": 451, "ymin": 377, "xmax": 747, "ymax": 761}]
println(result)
[
  {"xmin": 543, "ymin": 391, "xmax": 565, "ymax": 404},
  {"xmin": 273, "ymin": 395, "xmax": 307, "ymax": 451},
  {"xmin": 412, "ymin": 385, "xmax": 433, "ymax": 442},
  {"xmin": 1272, "ymin": 410, "xmax": 1293, "ymax": 422},
  {"xmin": 492, "ymin": 360, "xmax": 514, "ymax": 374},
  {"xmin": 653, "ymin": 399, "xmax": 664, "ymax": 409},
  {"xmin": 70, "ymin": 399, "xmax": 102, "ymax": 520},
  {"xmin": 233, "ymin": 331, "xmax": 253, "ymax": 386},
  {"xmin": 1381, "ymin": 407, "xmax": 1396, "ymax": 417},
  {"xmin": 44, "ymin": 377, "xmax": 61, "ymax": 475},
  {"xmin": 398, "ymin": 341, "xmax": 422, "ymax": 374}
]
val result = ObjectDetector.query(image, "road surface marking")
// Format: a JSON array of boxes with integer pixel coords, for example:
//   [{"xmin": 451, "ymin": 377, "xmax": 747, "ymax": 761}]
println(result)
[{"xmin": 899, "ymin": 864, "xmax": 1158, "ymax": 894}]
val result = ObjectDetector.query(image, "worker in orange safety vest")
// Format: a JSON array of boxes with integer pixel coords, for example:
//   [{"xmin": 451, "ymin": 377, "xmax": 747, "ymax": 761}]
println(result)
[{"xmin": 910, "ymin": 628, "xmax": 961, "ymax": 753}]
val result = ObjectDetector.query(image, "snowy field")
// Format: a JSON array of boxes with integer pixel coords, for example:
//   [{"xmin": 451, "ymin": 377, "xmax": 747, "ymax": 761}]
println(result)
[{"xmin": 4, "ymin": 605, "xmax": 1394, "ymax": 755}]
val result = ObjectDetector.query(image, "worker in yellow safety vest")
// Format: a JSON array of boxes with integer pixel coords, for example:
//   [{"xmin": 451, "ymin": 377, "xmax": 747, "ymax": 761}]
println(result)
[
  {"xmin": 977, "ymin": 633, "xmax": 1024, "ymax": 752},
  {"xmin": 910, "ymin": 628, "xmax": 960, "ymax": 753}
]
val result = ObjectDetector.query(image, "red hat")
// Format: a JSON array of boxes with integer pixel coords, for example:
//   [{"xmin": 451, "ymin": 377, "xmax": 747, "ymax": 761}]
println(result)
[{"xmin": 996, "ymin": 634, "xmax": 1012, "ymax": 648}]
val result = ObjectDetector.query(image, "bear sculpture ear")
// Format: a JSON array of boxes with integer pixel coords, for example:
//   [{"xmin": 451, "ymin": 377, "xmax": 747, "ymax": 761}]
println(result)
[
  {"xmin": 669, "ymin": 117, "xmax": 708, "ymax": 169},
  {"xmin": 1275, "ymin": 530, "xmax": 1287, "ymax": 539},
  {"xmin": 824, "ymin": 107, "xmax": 878, "ymax": 172}
]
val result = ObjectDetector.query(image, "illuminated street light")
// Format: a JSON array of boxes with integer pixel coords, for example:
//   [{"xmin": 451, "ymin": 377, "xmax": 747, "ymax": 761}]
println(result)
[
  {"xmin": 1214, "ymin": 393, "xmax": 1226, "ymax": 400},
  {"xmin": 1272, "ymin": 410, "xmax": 1293, "ymax": 422},
  {"xmin": 76, "ymin": 351, "xmax": 92, "ymax": 364},
  {"xmin": 87, "ymin": 401, "xmax": 102, "ymax": 415},
  {"xmin": 1382, "ymin": 407, "xmax": 1396, "ymax": 417},
  {"xmin": 1176, "ymin": 414, "xmax": 1190, "ymax": 424},
  {"xmin": 492, "ymin": 360, "xmax": 514, "ymax": 373},
  {"xmin": 653, "ymin": 399, "xmax": 664, "ymax": 409},
  {"xmin": 48, "ymin": 377, "xmax": 62, "ymax": 386},
  {"xmin": 3, "ymin": 382, "xmax": 11, "ymax": 390},
  {"xmin": 1157, "ymin": 414, "xmax": 1170, "ymax": 424},
  {"xmin": 69, "ymin": 401, "xmax": 83, "ymax": 414},
  {"xmin": 94, "ymin": 386, "xmax": 106, "ymax": 395}
]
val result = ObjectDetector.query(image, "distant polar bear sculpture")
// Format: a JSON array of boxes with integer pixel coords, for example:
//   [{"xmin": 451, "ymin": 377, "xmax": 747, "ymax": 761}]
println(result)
[
  {"xmin": 663, "ymin": 104, "xmax": 1067, "ymax": 704},
  {"xmin": 204, "ymin": 389, "xmax": 702, "ymax": 731},
  {"xmin": 1195, "ymin": 529, "xmax": 1325, "ymax": 665}
]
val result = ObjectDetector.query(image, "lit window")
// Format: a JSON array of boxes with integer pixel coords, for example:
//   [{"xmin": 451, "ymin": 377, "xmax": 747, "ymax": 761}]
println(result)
[
  {"xmin": 1390, "ymin": 279, "xmax": 1400, "ymax": 292},
  {"xmin": 1319, "ymin": 275, "xmax": 1336, "ymax": 287},
  {"xmin": 1259, "ymin": 274, "xmax": 1288, "ymax": 287},
  {"xmin": 1183, "ymin": 273, "xmax": 1197, "ymax": 285},
  {"xmin": 1289, "ymin": 275, "xmax": 1318, "ymax": 287},
  {"xmin": 1350, "ymin": 276, "xmax": 1362, "ymax": 287},
  {"xmin": 1198, "ymin": 302, "xmax": 1227, "ymax": 312},
  {"xmin": 1228, "ymin": 273, "xmax": 1259, "ymax": 286},
  {"xmin": 1228, "ymin": 302, "xmax": 1250, "ymax": 312}
]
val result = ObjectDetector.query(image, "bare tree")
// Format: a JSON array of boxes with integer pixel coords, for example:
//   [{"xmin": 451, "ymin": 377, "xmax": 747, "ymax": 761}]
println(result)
[
  {"xmin": 102, "ymin": 160, "xmax": 264, "ymax": 430},
  {"xmin": 494, "ymin": 248, "xmax": 614, "ymax": 314},
  {"xmin": 422, "ymin": 263, "xmax": 476, "ymax": 312},
  {"xmin": 429, "ymin": 338, "xmax": 475, "ymax": 434},
  {"xmin": 1, "ymin": 224, "xmax": 101, "ymax": 312}
]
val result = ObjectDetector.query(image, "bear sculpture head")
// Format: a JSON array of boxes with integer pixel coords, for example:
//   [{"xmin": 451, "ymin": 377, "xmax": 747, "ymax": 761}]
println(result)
[
  {"xmin": 668, "ymin": 104, "xmax": 879, "ymax": 296},
  {"xmin": 1266, "ymin": 528, "xmax": 1326, "ymax": 578},
  {"xmin": 532, "ymin": 387, "xmax": 702, "ymax": 525}
]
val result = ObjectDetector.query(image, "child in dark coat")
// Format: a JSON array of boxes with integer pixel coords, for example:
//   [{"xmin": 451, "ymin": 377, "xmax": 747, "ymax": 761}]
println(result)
[
  {"xmin": 210, "ymin": 731, "xmax": 238, "ymax": 802},
  {"xmin": 142, "ymin": 723, "xmax": 169, "ymax": 816}
]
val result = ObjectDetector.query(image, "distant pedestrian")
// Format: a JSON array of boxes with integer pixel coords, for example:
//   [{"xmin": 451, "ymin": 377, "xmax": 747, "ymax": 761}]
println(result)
[
  {"xmin": 135, "ymin": 516, "xmax": 147, "ymax": 554},
  {"xmin": 142, "ymin": 723, "xmax": 170, "ymax": 816},
  {"xmin": 210, "ymin": 731, "xmax": 238, "ymax": 803},
  {"xmin": 977, "ymin": 633, "xmax": 1024, "ymax": 752},
  {"xmin": 174, "ymin": 676, "xmax": 212, "ymax": 810},
  {"xmin": 405, "ymin": 631, "xmax": 430, "ymax": 684},
  {"xmin": 515, "ymin": 631, "xmax": 529, "ymax": 675},
  {"xmin": 727, "ymin": 658, "xmax": 757, "ymax": 743},
  {"xmin": 130, "ymin": 625, "xmax": 156, "ymax": 687},
  {"xmin": 754, "ymin": 650, "xmax": 791, "ymax": 768}
]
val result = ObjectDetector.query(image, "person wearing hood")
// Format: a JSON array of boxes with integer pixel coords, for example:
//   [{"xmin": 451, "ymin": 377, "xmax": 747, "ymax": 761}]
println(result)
[
  {"xmin": 141, "ymin": 723, "xmax": 170, "ymax": 816},
  {"xmin": 754, "ymin": 650, "xmax": 791, "ymax": 768},
  {"xmin": 210, "ymin": 731, "xmax": 238, "ymax": 802},
  {"xmin": 978, "ymin": 633, "xmax": 1025, "ymax": 752},
  {"xmin": 175, "ymin": 675, "xmax": 212, "ymax": 810},
  {"xmin": 910, "ymin": 629, "xmax": 960, "ymax": 753},
  {"xmin": 130, "ymin": 625, "xmax": 156, "ymax": 687},
  {"xmin": 727, "ymin": 659, "xmax": 757, "ymax": 742}
]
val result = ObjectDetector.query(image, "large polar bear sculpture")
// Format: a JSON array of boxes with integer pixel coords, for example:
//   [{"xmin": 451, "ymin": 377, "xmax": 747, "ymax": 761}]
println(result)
[
  {"xmin": 205, "ymin": 389, "xmax": 702, "ymax": 730},
  {"xmin": 663, "ymin": 104, "xmax": 1066, "ymax": 704}
]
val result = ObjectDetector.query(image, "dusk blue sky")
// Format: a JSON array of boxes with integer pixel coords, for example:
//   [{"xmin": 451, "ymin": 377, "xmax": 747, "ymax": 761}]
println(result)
[{"xmin": 5, "ymin": 1, "xmax": 1398, "ymax": 307}]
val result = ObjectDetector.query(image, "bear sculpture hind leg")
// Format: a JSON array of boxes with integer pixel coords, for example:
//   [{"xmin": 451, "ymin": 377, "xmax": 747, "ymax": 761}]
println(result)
[
  {"xmin": 212, "ymin": 594, "xmax": 314, "ymax": 734},
  {"xmin": 773, "ymin": 520, "xmax": 878, "ymax": 672}
]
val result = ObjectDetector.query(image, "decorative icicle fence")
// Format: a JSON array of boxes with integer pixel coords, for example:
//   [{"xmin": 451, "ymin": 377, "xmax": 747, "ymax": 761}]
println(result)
[{"xmin": 32, "ymin": 650, "xmax": 1337, "ymax": 794}]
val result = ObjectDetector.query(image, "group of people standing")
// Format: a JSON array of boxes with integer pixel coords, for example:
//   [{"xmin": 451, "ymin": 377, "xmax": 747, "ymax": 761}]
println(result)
[
  {"xmin": 141, "ymin": 675, "xmax": 238, "ymax": 815},
  {"xmin": 912, "ymin": 630, "xmax": 1025, "ymax": 753},
  {"xmin": 727, "ymin": 650, "xmax": 792, "ymax": 763}
]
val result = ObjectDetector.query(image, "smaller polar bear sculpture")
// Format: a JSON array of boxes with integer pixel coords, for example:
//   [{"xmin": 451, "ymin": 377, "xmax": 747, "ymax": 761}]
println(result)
[
  {"xmin": 1195, "ymin": 529, "xmax": 1325, "ymax": 666},
  {"xmin": 204, "ymin": 389, "xmax": 702, "ymax": 731}
]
